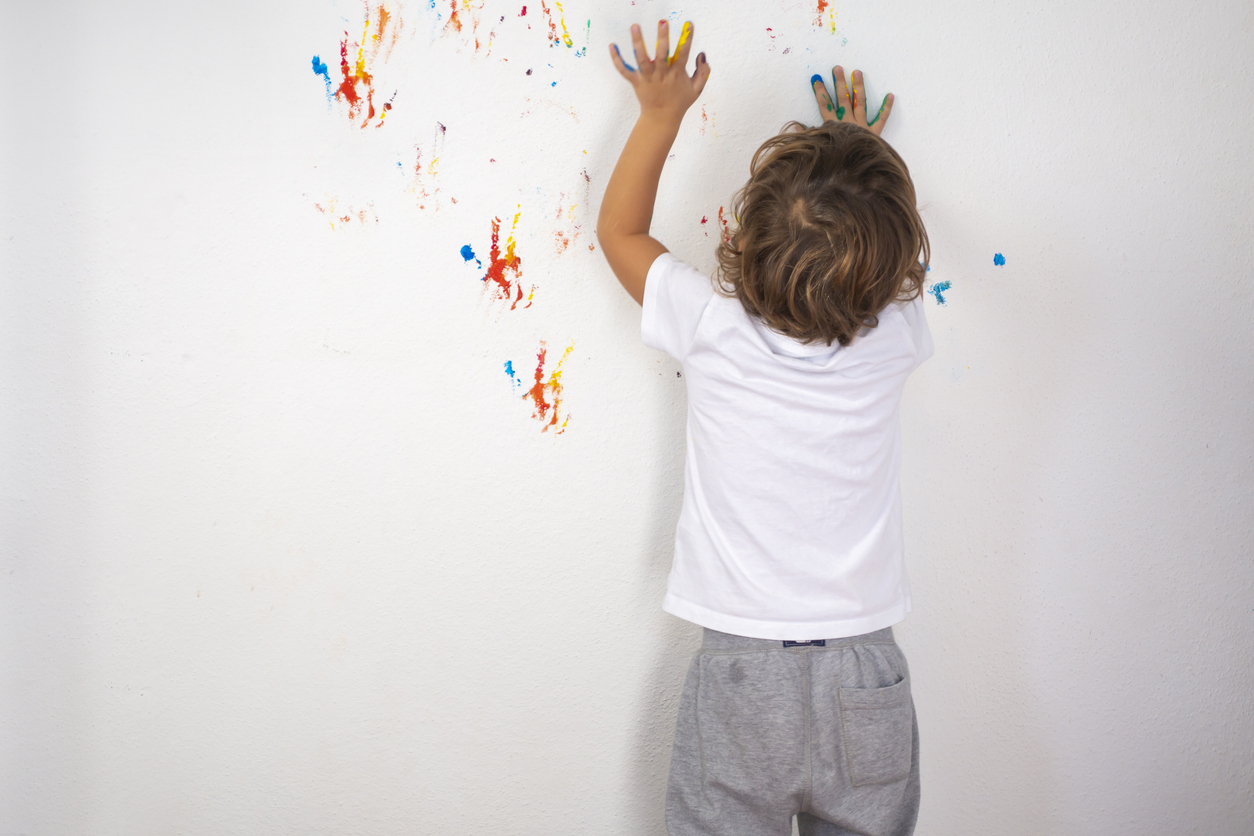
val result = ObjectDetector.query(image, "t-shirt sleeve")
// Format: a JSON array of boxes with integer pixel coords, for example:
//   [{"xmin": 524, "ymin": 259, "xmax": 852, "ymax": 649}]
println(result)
[
  {"xmin": 900, "ymin": 292, "xmax": 935, "ymax": 369},
  {"xmin": 640, "ymin": 252, "xmax": 717, "ymax": 361}
]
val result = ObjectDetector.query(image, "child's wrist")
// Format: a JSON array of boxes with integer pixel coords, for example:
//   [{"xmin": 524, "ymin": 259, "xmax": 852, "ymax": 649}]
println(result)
[{"xmin": 635, "ymin": 107, "xmax": 686, "ymax": 132}]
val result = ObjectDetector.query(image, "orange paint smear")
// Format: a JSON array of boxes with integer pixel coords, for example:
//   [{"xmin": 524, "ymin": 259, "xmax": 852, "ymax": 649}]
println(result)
[
  {"xmin": 815, "ymin": 0, "xmax": 836, "ymax": 32},
  {"xmin": 333, "ymin": 2, "xmax": 401, "ymax": 128},
  {"xmin": 539, "ymin": 0, "xmax": 559, "ymax": 44},
  {"xmin": 443, "ymin": 0, "xmax": 495, "ymax": 55},
  {"xmin": 524, "ymin": 341, "xmax": 574, "ymax": 433},
  {"xmin": 483, "ymin": 209, "xmax": 531, "ymax": 309}
]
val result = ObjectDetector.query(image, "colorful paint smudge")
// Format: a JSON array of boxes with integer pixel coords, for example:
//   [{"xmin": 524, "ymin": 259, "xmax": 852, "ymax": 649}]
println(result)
[
  {"xmin": 522, "ymin": 340, "xmax": 574, "ymax": 433},
  {"xmin": 993, "ymin": 253, "xmax": 1006, "ymax": 266},
  {"xmin": 701, "ymin": 207, "xmax": 733, "ymax": 242},
  {"xmin": 442, "ymin": 0, "xmax": 499, "ymax": 55},
  {"xmin": 312, "ymin": 195, "xmax": 378, "ymax": 230},
  {"xmin": 468, "ymin": 208, "xmax": 534, "ymax": 309},
  {"xmin": 815, "ymin": 0, "xmax": 837, "ymax": 33},
  {"xmin": 412, "ymin": 122, "xmax": 447, "ymax": 210},
  {"xmin": 927, "ymin": 280, "xmax": 952, "ymax": 305},
  {"xmin": 699, "ymin": 106, "xmax": 717, "ymax": 137},
  {"xmin": 320, "ymin": 1, "xmax": 403, "ymax": 128},
  {"xmin": 553, "ymin": 169, "xmax": 594, "ymax": 254},
  {"xmin": 535, "ymin": 1, "xmax": 588, "ymax": 53}
]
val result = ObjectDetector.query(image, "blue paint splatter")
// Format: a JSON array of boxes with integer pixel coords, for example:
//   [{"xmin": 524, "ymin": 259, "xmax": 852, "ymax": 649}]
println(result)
[
  {"xmin": 551, "ymin": 81, "xmax": 557, "ymax": 87},
  {"xmin": 311, "ymin": 55, "xmax": 332, "ymax": 101},
  {"xmin": 927, "ymin": 281, "xmax": 952, "ymax": 305},
  {"xmin": 504, "ymin": 360, "xmax": 522, "ymax": 391},
  {"xmin": 993, "ymin": 252, "xmax": 1006, "ymax": 266},
  {"xmin": 460, "ymin": 244, "xmax": 482, "ymax": 269}
]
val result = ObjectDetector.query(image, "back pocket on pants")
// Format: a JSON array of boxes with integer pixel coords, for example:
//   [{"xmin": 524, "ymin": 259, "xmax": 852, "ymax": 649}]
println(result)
[{"xmin": 838, "ymin": 674, "xmax": 914, "ymax": 787}]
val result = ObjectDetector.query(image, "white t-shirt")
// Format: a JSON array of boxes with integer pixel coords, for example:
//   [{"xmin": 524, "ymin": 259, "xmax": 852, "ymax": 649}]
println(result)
[{"xmin": 641, "ymin": 252, "xmax": 933, "ymax": 640}]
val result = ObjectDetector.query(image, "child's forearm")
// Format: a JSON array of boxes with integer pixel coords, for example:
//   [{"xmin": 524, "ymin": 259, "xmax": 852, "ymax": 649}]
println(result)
[
  {"xmin": 596, "ymin": 114, "xmax": 681, "ymax": 301},
  {"xmin": 600, "ymin": 113, "xmax": 681, "ymax": 240},
  {"xmin": 597, "ymin": 20, "xmax": 709, "ymax": 305}
]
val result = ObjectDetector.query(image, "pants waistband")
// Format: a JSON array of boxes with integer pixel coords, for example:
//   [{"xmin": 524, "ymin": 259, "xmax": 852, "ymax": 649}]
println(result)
[{"xmin": 700, "ymin": 626, "xmax": 895, "ymax": 652}]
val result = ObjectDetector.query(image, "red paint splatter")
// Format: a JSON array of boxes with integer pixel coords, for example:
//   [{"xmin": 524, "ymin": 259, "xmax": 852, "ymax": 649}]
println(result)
[
  {"xmin": 520, "ymin": 4, "xmax": 527, "ymax": 14},
  {"xmin": 814, "ymin": 0, "xmax": 835, "ymax": 30},
  {"xmin": 718, "ymin": 206, "xmax": 731, "ymax": 244},
  {"xmin": 331, "ymin": 3, "xmax": 401, "ymax": 128},
  {"xmin": 482, "ymin": 210, "xmax": 531, "ymax": 309},
  {"xmin": 524, "ymin": 341, "xmax": 574, "ymax": 433},
  {"xmin": 539, "ymin": 0, "xmax": 559, "ymax": 44}
]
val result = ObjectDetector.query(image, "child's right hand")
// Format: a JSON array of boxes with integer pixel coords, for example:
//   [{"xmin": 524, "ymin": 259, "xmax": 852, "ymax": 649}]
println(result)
[
  {"xmin": 609, "ymin": 20, "xmax": 710, "ymax": 124},
  {"xmin": 810, "ymin": 66, "xmax": 894, "ymax": 136}
]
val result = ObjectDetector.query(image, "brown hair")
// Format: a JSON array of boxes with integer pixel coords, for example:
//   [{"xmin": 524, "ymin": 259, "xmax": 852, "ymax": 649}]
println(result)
[{"xmin": 715, "ymin": 121, "xmax": 929, "ymax": 347}]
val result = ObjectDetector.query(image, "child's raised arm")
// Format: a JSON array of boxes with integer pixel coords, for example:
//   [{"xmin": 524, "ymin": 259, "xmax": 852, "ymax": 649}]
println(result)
[{"xmin": 596, "ymin": 20, "xmax": 710, "ymax": 305}]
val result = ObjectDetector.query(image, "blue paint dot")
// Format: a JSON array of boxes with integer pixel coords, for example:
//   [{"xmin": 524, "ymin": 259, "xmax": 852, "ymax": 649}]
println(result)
[
  {"xmin": 551, "ymin": 81, "xmax": 557, "ymax": 87},
  {"xmin": 460, "ymin": 244, "xmax": 476, "ymax": 262},
  {"xmin": 993, "ymin": 252, "xmax": 1006, "ymax": 266},
  {"xmin": 504, "ymin": 360, "xmax": 522, "ymax": 390},
  {"xmin": 312, "ymin": 56, "xmax": 332, "ymax": 103},
  {"xmin": 927, "ymin": 280, "xmax": 952, "ymax": 305}
]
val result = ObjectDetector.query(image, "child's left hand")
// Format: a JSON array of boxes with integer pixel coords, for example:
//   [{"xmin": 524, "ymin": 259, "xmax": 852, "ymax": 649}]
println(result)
[{"xmin": 610, "ymin": 20, "xmax": 710, "ymax": 124}]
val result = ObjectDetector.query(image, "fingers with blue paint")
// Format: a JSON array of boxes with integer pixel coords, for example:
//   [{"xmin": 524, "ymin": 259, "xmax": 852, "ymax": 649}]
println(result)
[
  {"xmin": 812, "ymin": 73, "xmax": 838, "ymax": 118},
  {"xmin": 612, "ymin": 43, "xmax": 636, "ymax": 72},
  {"xmin": 608, "ymin": 20, "xmax": 710, "ymax": 116}
]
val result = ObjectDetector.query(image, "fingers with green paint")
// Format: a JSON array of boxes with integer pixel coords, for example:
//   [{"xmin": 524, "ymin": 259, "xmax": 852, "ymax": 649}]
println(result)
[
  {"xmin": 867, "ymin": 93, "xmax": 894, "ymax": 134},
  {"xmin": 833, "ymin": 66, "xmax": 853, "ymax": 121},
  {"xmin": 811, "ymin": 65, "xmax": 893, "ymax": 136}
]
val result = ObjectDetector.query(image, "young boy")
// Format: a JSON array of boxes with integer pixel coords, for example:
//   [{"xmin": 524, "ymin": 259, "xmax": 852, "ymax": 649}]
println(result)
[{"xmin": 598, "ymin": 20, "xmax": 931, "ymax": 836}]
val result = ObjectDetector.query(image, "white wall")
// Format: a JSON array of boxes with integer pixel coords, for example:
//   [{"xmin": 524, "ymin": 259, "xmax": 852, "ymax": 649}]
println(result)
[{"xmin": 3, "ymin": 0, "xmax": 1252, "ymax": 833}]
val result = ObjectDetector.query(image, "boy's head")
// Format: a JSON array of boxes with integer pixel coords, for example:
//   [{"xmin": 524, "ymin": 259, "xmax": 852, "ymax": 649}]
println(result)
[{"xmin": 716, "ymin": 121, "xmax": 928, "ymax": 347}]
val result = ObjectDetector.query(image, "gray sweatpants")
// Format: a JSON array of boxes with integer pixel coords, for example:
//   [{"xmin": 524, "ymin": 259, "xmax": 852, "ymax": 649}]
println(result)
[{"xmin": 665, "ymin": 626, "xmax": 920, "ymax": 836}]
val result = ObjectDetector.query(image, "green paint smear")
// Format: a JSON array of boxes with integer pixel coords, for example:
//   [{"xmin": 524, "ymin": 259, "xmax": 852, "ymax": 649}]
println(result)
[
  {"xmin": 826, "ymin": 102, "xmax": 833, "ymax": 112},
  {"xmin": 867, "ymin": 95, "xmax": 889, "ymax": 126},
  {"xmin": 835, "ymin": 106, "xmax": 846, "ymax": 119}
]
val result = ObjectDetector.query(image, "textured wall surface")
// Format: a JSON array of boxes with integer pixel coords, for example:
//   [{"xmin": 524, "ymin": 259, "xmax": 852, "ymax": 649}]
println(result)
[{"xmin": 3, "ymin": 1, "xmax": 1252, "ymax": 834}]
